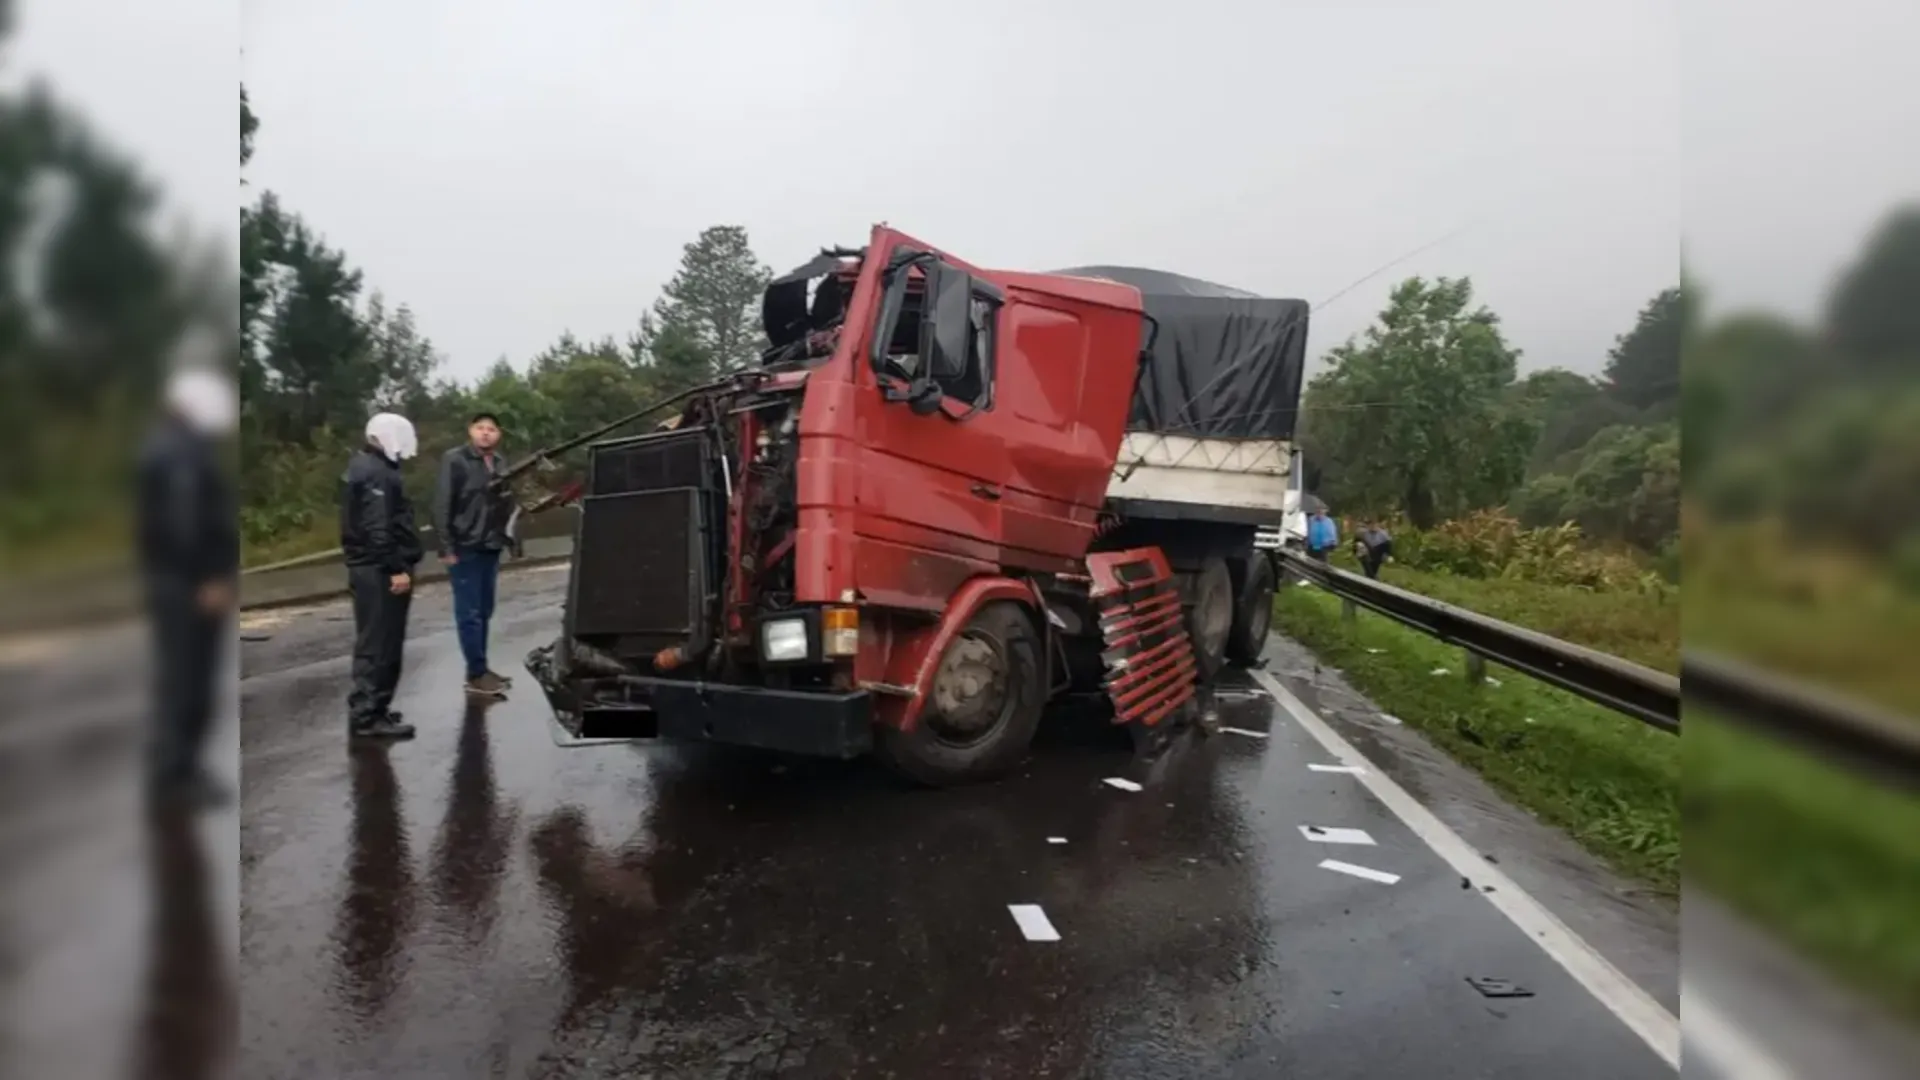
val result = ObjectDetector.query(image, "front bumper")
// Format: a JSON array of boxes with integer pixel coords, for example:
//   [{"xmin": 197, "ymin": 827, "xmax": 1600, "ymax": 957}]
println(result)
[{"xmin": 544, "ymin": 673, "xmax": 874, "ymax": 760}]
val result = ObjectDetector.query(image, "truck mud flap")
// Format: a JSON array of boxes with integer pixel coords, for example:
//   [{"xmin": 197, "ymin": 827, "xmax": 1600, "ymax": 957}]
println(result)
[{"xmin": 1084, "ymin": 547, "xmax": 1200, "ymax": 729}]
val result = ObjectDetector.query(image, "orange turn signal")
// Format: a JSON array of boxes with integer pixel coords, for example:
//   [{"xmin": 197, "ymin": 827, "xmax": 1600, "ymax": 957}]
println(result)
[{"xmin": 822, "ymin": 606, "xmax": 859, "ymax": 657}]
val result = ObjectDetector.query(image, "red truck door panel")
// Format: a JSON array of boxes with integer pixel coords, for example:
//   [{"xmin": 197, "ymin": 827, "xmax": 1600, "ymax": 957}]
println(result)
[{"xmin": 800, "ymin": 227, "xmax": 1143, "ymax": 612}]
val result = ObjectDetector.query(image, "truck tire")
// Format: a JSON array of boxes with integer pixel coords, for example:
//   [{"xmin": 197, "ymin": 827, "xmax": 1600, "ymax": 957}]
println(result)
[
  {"xmin": 1185, "ymin": 556, "xmax": 1233, "ymax": 679},
  {"xmin": 1226, "ymin": 554, "xmax": 1276, "ymax": 667},
  {"xmin": 877, "ymin": 601, "xmax": 1046, "ymax": 786}
]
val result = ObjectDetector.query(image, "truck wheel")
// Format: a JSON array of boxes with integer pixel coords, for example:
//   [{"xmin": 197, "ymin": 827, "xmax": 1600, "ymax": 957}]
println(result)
[
  {"xmin": 1185, "ymin": 556, "xmax": 1233, "ymax": 679},
  {"xmin": 877, "ymin": 601, "xmax": 1045, "ymax": 786},
  {"xmin": 1226, "ymin": 554, "xmax": 1276, "ymax": 666}
]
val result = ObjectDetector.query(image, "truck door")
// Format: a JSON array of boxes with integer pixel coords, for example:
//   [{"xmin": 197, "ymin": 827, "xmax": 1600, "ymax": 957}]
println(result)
[{"xmin": 847, "ymin": 237, "xmax": 1019, "ymax": 610}]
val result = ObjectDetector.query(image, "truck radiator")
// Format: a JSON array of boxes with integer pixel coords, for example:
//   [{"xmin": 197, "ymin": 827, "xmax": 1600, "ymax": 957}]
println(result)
[
  {"xmin": 1085, "ymin": 547, "xmax": 1199, "ymax": 728},
  {"xmin": 569, "ymin": 429, "xmax": 723, "ymax": 658}
]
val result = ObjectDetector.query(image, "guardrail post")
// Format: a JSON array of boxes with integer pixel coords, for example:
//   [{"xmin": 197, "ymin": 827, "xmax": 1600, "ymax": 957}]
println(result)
[{"xmin": 1464, "ymin": 650, "xmax": 1486, "ymax": 686}]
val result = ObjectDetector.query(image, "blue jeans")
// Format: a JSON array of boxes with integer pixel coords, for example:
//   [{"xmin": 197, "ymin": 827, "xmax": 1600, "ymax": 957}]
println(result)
[{"xmin": 447, "ymin": 547, "xmax": 500, "ymax": 679}]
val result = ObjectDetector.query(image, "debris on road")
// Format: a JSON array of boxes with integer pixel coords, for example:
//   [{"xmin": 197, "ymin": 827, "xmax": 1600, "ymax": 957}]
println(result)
[
  {"xmin": 1046, "ymin": 836, "xmax": 1068, "ymax": 845},
  {"xmin": 1308, "ymin": 763, "xmax": 1365, "ymax": 775},
  {"xmin": 1103, "ymin": 777, "xmax": 1143, "ymax": 792},
  {"xmin": 1220, "ymin": 726, "xmax": 1269, "ymax": 739},
  {"xmin": 1465, "ymin": 977, "xmax": 1534, "ymax": 1000},
  {"xmin": 1300, "ymin": 825, "xmax": 1376, "ymax": 846},
  {"xmin": 1008, "ymin": 904, "xmax": 1061, "ymax": 942}
]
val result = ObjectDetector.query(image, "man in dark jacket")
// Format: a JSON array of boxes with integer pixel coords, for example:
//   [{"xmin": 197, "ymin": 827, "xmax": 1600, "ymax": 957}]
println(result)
[
  {"xmin": 433, "ymin": 411, "xmax": 514, "ymax": 698},
  {"xmin": 1355, "ymin": 520, "xmax": 1395, "ymax": 579},
  {"xmin": 136, "ymin": 367, "xmax": 239, "ymax": 808},
  {"xmin": 342, "ymin": 413, "xmax": 425, "ymax": 740}
]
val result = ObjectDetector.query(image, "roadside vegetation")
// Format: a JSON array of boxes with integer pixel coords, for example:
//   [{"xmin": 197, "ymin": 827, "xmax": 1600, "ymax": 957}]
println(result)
[{"xmin": 1274, "ymin": 543, "xmax": 1680, "ymax": 895}]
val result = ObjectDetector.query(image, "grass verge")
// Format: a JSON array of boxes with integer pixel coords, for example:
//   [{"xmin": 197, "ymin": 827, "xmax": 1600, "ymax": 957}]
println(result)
[
  {"xmin": 1274, "ymin": 575, "xmax": 1680, "ymax": 895},
  {"xmin": 1686, "ymin": 713, "xmax": 1920, "ymax": 1021}
]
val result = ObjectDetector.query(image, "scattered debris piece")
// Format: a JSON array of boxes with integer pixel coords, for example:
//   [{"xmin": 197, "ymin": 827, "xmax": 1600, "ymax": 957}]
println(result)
[
  {"xmin": 1046, "ymin": 837, "xmax": 1068, "ymax": 845},
  {"xmin": 1378, "ymin": 713, "xmax": 1403, "ymax": 725},
  {"xmin": 1485, "ymin": 677, "xmax": 1502, "ymax": 687},
  {"xmin": 1103, "ymin": 777, "xmax": 1143, "ymax": 792},
  {"xmin": 1461, "ymin": 876, "xmax": 1473, "ymax": 889},
  {"xmin": 1465, "ymin": 977, "xmax": 1534, "ymax": 999},
  {"xmin": 1318, "ymin": 859, "xmax": 1400, "ymax": 885},
  {"xmin": 1430, "ymin": 668, "xmax": 1451, "ymax": 676},
  {"xmin": 1220, "ymin": 726, "xmax": 1269, "ymax": 739},
  {"xmin": 1299, "ymin": 825, "xmax": 1376, "ymax": 846},
  {"xmin": 241, "ymin": 633, "xmax": 272, "ymax": 643},
  {"xmin": 1007, "ymin": 904, "xmax": 1061, "ymax": 942},
  {"xmin": 1309, "ymin": 763, "xmax": 1365, "ymax": 775},
  {"xmin": 1365, "ymin": 648, "xmax": 1385, "ymax": 654}
]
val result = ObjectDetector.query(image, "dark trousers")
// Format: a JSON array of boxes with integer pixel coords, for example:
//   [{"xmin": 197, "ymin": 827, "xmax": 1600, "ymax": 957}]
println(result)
[
  {"xmin": 147, "ymin": 575, "xmax": 223, "ymax": 785},
  {"xmin": 1361, "ymin": 555, "xmax": 1383, "ymax": 579},
  {"xmin": 447, "ymin": 547, "xmax": 500, "ymax": 680},
  {"xmin": 348, "ymin": 565, "xmax": 412, "ymax": 728}
]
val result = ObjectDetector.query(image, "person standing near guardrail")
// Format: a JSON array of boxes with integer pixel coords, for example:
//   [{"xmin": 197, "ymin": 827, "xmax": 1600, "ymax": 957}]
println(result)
[
  {"xmin": 1355, "ymin": 520, "xmax": 1394, "ymax": 579},
  {"xmin": 342, "ymin": 413, "xmax": 425, "ymax": 741},
  {"xmin": 137, "ymin": 366, "xmax": 239, "ymax": 809},
  {"xmin": 434, "ymin": 411, "xmax": 514, "ymax": 699},
  {"xmin": 1306, "ymin": 506, "xmax": 1339, "ymax": 562}
]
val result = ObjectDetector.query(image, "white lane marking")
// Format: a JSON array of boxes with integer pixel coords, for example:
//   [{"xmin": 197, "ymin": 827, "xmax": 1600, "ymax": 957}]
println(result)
[
  {"xmin": 1008, "ymin": 904, "xmax": 1061, "ymax": 942},
  {"xmin": 1103, "ymin": 777, "xmax": 1143, "ymax": 792},
  {"xmin": 1319, "ymin": 859, "xmax": 1401, "ymax": 885},
  {"xmin": 1680, "ymin": 980, "xmax": 1798, "ymax": 1080},
  {"xmin": 1299, "ymin": 825, "xmax": 1377, "ymax": 846},
  {"xmin": 1220, "ymin": 726, "xmax": 1270, "ymax": 739},
  {"xmin": 1309, "ymin": 763, "xmax": 1366, "ymax": 775},
  {"xmin": 1251, "ymin": 667, "xmax": 1681, "ymax": 1070},
  {"xmin": 1046, "ymin": 837, "xmax": 1068, "ymax": 845}
]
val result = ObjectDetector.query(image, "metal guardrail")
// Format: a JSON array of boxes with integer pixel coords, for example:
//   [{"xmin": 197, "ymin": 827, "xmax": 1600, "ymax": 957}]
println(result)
[
  {"xmin": 1683, "ymin": 650, "xmax": 1920, "ymax": 793},
  {"xmin": 1277, "ymin": 550, "xmax": 1681, "ymax": 733},
  {"xmin": 1276, "ymin": 552, "xmax": 1920, "ymax": 790}
]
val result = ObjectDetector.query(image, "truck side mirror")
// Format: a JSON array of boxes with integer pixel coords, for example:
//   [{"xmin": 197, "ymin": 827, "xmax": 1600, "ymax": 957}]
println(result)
[{"xmin": 918, "ymin": 261, "xmax": 974, "ymax": 382}]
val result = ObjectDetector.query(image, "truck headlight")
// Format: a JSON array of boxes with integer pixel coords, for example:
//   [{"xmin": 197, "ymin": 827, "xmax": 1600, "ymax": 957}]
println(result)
[{"xmin": 760, "ymin": 618, "xmax": 809, "ymax": 662}]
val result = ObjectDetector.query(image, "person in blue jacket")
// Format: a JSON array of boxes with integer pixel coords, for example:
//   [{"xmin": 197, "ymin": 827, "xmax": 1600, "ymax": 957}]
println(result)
[{"xmin": 1306, "ymin": 507, "xmax": 1339, "ymax": 562}]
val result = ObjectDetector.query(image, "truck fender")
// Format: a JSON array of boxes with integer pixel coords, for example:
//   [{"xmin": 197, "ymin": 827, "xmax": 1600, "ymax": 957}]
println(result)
[{"xmin": 893, "ymin": 575, "xmax": 1045, "ymax": 731}]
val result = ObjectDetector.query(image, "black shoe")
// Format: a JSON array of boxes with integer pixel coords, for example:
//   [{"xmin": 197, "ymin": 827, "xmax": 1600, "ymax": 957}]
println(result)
[{"xmin": 351, "ymin": 716, "xmax": 417, "ymax": 740}]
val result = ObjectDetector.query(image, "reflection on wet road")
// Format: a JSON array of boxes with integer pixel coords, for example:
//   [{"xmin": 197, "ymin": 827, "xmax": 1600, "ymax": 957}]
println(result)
[{"xmin": 239, "ymin": 570, "xmax": 1675, "ymax": 1079}]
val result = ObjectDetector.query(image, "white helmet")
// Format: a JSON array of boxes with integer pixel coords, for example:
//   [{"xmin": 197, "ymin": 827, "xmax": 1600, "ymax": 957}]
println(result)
[
  {"xmin": 365, "ymin": 412, "xmax": 418, "ymax": 462},
  {"xmin": 163, "ymin": 366, "xmax": 237, "ymax": 435}
]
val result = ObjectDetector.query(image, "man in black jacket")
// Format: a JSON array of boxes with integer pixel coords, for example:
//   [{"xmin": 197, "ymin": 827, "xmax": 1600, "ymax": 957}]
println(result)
[
  {"xmin": 342, "ymin": 413, "xmax": 425, "ymax": 740},
  {"xmin": 433, "ymin": 411, "xmax": 514, "ymax": 698},
  {"xmin": 136, "ymin": 367, "xmax": 239, "ymax": 808}
]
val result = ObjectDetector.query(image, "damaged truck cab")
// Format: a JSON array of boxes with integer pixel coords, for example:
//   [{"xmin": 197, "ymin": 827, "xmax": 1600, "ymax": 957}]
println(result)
[{"xmin": 527, "ymin": 225, "xmax": 1307, "ymax": 785}]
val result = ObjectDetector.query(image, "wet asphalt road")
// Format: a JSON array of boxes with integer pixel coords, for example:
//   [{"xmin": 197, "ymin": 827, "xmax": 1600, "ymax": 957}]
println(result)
[{"xmin": 238, "ymin": 568, "xmax": 1677, "ymax": 1079}]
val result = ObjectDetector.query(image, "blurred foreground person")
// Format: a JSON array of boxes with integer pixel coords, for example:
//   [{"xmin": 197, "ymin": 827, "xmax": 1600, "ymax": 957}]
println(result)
[
  {"xmin": 434, "ymin": 411, "xmax": 514, "ymax": 699},
  {"xmin": 342, "ymin": 413, "xmax": 423, "ymax": 741},
  {"xmin": 137, "ymin": 367, "xmax": 238, "ymax": 810},
  {"xmin": 1306, "ymin": 506, "xmax": 1339, "ymax": 562}
]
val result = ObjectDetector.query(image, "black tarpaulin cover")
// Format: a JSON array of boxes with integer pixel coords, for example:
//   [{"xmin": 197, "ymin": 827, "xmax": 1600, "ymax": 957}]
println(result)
[{"xmin": 1052, "ymin": 265, "xmax": 1308, "ymax": 440}]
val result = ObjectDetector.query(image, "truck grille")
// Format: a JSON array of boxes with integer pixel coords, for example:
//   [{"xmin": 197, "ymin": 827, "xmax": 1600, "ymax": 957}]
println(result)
[{"xmin": 569, "ymin": 429, "xmax": 722, "ymax": 655}]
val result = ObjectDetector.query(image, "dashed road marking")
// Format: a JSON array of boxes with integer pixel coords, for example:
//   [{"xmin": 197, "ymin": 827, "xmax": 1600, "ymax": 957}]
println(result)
[
  {"xmin": 1008, "ymin": 904, "xmax": 1061, "ymax": 942},
  {"xmin": 1250, "ymin": 666, "xmax": 1681, "ymax": 1070},
  {"xmin": 1319, "ymin": 859, "xmax": 1401, "ymax": 885},
  {"xmin": 1299, "ymin": 825, "xmax": 1377, "ymax": 846}
]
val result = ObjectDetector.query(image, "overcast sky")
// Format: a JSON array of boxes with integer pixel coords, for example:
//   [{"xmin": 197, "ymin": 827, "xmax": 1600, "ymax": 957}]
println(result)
[{"xmin": 13, "ymin": 0, "xmax": 1916, "ymax": 387}]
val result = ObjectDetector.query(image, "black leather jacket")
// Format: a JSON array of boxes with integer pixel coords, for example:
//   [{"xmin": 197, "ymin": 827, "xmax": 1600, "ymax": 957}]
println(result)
[
  {"xmin": 431, "ymin": 444, "xmax": 512, "ymax": 555},
  {"xmin": 339, "ymin": 448, "xmax": 424, "ymax": 573}
]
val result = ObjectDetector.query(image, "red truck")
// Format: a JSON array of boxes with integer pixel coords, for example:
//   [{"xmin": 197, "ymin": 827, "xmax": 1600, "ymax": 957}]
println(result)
[{"xmin": 525, "ymin": 225, "xmax": 1308, "ymax": 784}]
